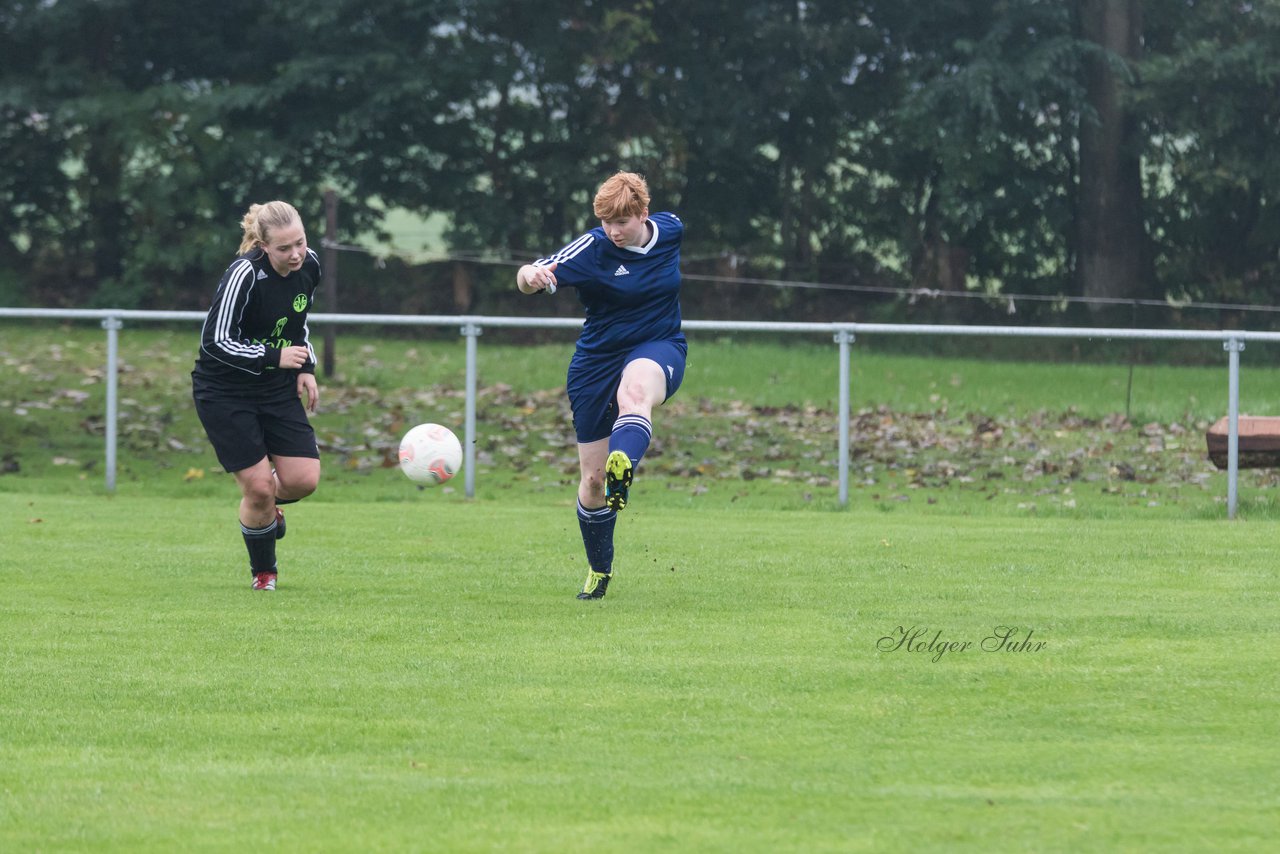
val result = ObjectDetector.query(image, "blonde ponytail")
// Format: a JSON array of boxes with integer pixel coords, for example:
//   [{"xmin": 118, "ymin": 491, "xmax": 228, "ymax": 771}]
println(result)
[{"xmin": 238, "ymin": 201, "xmax": 301, "ymax": 254}]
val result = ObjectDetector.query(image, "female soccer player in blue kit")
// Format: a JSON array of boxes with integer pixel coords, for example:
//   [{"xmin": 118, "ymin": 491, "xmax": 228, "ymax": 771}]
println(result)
[{"xmin": 517, "ymin": 172, "xmax": 687, "ymax": 600}]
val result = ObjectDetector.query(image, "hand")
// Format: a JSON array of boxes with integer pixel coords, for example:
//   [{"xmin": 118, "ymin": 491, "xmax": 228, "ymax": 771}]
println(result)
[
  {"xmin": 521, "ymin": 261, "xmax": 558, "ymax": 294},
  {"xmin": 279, "ymin": 344, "xmax": 310, "ymax": 369},
  {"xmin": 297, "ymin": 373, "xmax": 319, "ymax": 413}
]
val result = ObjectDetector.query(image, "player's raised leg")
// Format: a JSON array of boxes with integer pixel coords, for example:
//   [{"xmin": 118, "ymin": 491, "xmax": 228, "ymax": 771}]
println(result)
[
  {"xmin": 605, "ymin": 357, "xmax": 668, "ymax": 512},
  {"xmin": 576, "ymin": 438, "xmax": 615, "ymax": 599},
  {"xmin": 270, "ymin": 455, "xmax": 320, "ymax": 540}
]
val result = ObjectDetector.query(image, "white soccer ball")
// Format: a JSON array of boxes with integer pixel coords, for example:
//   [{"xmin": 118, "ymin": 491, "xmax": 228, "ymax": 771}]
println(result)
[{"xmin": 398, "ymin": 423, "xmax": 463, "ymax": 485}]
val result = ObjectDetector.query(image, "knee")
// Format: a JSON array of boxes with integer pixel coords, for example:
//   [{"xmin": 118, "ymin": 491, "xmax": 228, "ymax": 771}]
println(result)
[
  {"xmin": 242, "ymin": 476, "xmax": 276, "ymax": 507},
  {"xmin": 616, "ymin": 380, "xmax": 649, "ymax": 413},
  {"xmin": 617, "ymin": 370, "xmax": 663, "ymax": 414},
  {"xmin": 297, "ymin": 467, "xmax": 320, "ymax": 496},
  {"xmin": 580, "ymin": 470, "xmax": 605, "ymax": 498},
  {"xmin": 281, "ymin": 468, "xmax": 320, "ymax": 500}
]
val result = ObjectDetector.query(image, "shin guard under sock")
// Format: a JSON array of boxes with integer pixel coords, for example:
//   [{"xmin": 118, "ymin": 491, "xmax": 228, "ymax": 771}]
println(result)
[
  {"xmin": 608, "ymin": 414, "xmax": 652, "ymax": 466},
  {"xmin": 241, "ymin": 519, "xmax": 278, "ymax": 576},
  {"xmin": 577, "ymin": 500, "xmax": 616, "ymax": 574}
]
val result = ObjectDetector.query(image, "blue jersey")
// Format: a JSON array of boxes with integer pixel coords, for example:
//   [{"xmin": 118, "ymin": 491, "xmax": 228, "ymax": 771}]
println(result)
[{"xmin": 536, "ymin": 211, "xmax": 685, "ymax": 355}]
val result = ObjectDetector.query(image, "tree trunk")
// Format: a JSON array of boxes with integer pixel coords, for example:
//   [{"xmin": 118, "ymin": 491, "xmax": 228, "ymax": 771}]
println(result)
[
  {"xmin": 83, "ymin": 130, "xmax": 126, "ymax": 289},
  {"xmin": 452, "ymin": 262, "xmax": 473, "ymax": 312},
  {"xmin": 1076, "ymin": 0, "xmax": 1150, "ymax": 322},
  {"xmin": 84, "ymin": 12, "xmax": 126, "ymax": 293},
  {"xmin": 911, "ymin": 177, "xmax": 971, "ymax": 322}
]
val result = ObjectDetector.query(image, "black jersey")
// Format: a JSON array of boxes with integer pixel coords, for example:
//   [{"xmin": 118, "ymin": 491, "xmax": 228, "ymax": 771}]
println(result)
[{"xmin": 192, "ymin": 248, "xmax": 321, "ymax": 398}]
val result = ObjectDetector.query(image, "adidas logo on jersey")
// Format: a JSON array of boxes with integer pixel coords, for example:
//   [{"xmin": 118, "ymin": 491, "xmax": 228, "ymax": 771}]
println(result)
[
  {"xmin": 256, "ymin": 269, "xmax": 268, "ymax": 280},
  {"xmin": 614, "ymin": 265, "xmax": 630, "ymax": 277}
]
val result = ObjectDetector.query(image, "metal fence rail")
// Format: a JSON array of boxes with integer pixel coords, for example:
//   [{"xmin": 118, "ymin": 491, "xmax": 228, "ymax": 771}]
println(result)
[{"xmin": 3, "ymin": 307, "xmax": 1277, "ymax": 518}]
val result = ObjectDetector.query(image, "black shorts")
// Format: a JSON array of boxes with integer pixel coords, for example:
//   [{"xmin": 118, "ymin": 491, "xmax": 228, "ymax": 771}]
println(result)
[{"xmin": 193, "ymin": 391, "xmax": 319, "ymax": 473}]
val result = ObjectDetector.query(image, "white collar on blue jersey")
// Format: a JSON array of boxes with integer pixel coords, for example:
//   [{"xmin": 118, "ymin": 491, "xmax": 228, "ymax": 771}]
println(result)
[{"xmin": 621, "ymin": 218, "xmax": 660, "ymax": 254}]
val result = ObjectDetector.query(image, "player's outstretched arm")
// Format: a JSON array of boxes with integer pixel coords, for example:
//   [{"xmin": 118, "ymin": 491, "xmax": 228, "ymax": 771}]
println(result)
[{"xmin": 516, "ymin": 261, "xmax": 558, "ymax": 295}]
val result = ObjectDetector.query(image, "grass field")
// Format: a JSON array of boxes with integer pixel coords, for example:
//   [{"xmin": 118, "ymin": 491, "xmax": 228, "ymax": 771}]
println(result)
[
  {"xmin": 2, "ymin": 323, "xmax": 1280, "ymax": 849},
  {"xmin": 2, "ymin": 496, "xmax": 1277, "ymax": 851}
]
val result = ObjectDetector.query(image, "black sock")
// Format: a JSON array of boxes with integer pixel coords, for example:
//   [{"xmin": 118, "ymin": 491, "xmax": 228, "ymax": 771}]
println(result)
[{"xmin": 241, "ymin": 519, "xmax": 278, "ymax": 575}]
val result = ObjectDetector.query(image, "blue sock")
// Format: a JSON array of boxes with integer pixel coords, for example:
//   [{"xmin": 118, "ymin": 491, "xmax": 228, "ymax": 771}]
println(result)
[
  {"xmin": 609, "ymin": 414, "xmax": 652, "ymax": 465},
  {"xmin": 577, "ymin": 500, "xmax": 616, "ymax": 574}
]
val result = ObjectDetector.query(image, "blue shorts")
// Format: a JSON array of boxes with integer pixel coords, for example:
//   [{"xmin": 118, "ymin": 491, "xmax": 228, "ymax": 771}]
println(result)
[{"xmin": 567, "ymin": 339, "xmax": 687, "ymax": 443}]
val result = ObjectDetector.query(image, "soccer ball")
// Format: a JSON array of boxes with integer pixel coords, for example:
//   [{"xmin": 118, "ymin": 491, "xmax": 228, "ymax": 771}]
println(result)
[{"xmin": 398, "ymin": 423, "xmax": 463, "ymax": 485}]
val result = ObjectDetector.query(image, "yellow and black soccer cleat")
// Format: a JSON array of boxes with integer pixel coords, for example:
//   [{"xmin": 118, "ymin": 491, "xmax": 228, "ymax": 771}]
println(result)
[
  {"xmin": 576, "ymin": 569, "xmax": 612, "ymax": 600},
  {"xmin": 604, "ymin": 450, "xmax": 633, "ymax": 512}
]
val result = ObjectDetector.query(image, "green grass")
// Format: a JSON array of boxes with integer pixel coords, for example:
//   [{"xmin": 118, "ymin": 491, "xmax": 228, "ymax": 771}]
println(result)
[
  {"xmin": 3, "ymin": 323, "xmax": 1280, "ymax": 848},
  {"xmin": 2, "ymin": 495, "xmax": 1277, "ymax": 851}
]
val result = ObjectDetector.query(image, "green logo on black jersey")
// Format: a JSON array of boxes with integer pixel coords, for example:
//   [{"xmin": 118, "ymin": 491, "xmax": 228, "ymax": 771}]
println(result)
[
  {"xmin": 271, "ymin": 316, "xmax": 288, "ymax": 338},
  {"xmin": 293, "ymin": 294, "xmax": 308, "ymax": 312}
]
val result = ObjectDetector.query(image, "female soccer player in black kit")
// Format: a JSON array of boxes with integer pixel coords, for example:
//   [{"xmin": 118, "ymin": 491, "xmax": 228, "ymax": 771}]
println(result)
[{"xmin": 192, "ymin": 201, "xmax": 322, "ymax": 591}]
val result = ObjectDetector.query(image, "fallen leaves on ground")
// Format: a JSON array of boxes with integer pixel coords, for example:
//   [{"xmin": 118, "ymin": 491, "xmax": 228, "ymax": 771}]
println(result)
[{"xmin": 0, "ymin": 350, "xmax": 1245, "ymax": 505}]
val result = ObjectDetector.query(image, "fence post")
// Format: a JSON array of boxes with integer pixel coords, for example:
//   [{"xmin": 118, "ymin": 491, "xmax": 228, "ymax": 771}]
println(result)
[
  {"xmin": 1225, "ymin": 336, "xmax": 1244, "ymax": 519},
  {"xmin": 835, "ymin": 329, "xmax": 854, "ymax": 506},
  {"xmin": 461, "ymin": 322, "xmax": 482, "ymax": 499},
  {"xmin": 101, "ymin": 315, "xmax": 122, "ymax": 493}
]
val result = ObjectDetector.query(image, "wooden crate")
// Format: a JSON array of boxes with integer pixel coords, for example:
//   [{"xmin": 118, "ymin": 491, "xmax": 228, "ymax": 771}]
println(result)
[{"xmin": 1205, "ymin": 415, "xmax": 1280, "ymax": 469}]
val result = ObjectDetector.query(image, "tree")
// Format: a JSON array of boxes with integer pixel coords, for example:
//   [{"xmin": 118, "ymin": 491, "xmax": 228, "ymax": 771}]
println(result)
[
  {"xmin": 0, "ymin": 0, "xmax": 328, "ymax": 306},
  {"xmin": 1137, "ymin": 0, "xmax": 1280, "ymax": 309},
  {"xmin": 266, "ymin": 0, "xmax": 640, "ymax": 257},
  {"xmin": 2, "ymin": 0, "xmax": 1278, "ymax": 328},
  {"xmin": 848, "ymin": 1, "xmax": 1088, "ymax": 314},
  {"xmin": 1075, "ymin": 0, "xmax": 1152, "ymax": 318}
]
